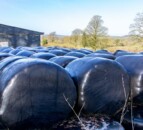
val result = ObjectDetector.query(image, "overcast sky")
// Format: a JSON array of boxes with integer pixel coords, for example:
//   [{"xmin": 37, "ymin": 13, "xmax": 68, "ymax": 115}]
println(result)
[{"xmin": 0, "ymin": 0, "xmax": 143, "ymax": 36}]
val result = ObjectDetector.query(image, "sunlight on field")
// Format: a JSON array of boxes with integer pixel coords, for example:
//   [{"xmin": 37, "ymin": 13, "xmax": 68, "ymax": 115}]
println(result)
[
  {"xmin": 107, "ymin": 45, "xmax": 143, "ymax": 52},
  {"xmin": 42, "ymin": 41, "xmax": 143, "ymax": 53}
]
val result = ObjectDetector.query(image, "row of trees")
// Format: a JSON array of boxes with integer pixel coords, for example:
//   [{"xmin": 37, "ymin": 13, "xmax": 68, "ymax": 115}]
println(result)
[
  {"xmin": 71, "ymin": 12, "xmax": 143, "ymax": 49},
  {"xmin": 42, "ymin": 12, "xmax": 143, "ymax": 50},
  {"xmin": 71, "ymin": 15, "xmax": 108, "ymax": 49},
  {"xmin": 129, "ymin": 12, "xmax": 143, "ymax": 41}
]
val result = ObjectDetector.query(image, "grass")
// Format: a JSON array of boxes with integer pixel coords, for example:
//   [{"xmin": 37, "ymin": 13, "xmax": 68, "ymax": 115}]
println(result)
[
  {"xmin": 106, "ymin": 45, "xmax": 143, "ymax": 52},
  {"xmin": 41, "ymin": 41, "xmax": 143, "ymax": 53}
]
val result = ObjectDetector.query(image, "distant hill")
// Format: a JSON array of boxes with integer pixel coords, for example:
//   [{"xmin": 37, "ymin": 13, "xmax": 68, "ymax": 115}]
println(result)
[{"xmin": 109, "ymin": 35, "xmax": 130, "ymax": 39}]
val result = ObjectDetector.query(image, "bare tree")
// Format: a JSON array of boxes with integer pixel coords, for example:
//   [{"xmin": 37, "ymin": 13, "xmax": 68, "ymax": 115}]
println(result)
[
  {"xmin": 72, "ymin": 29, "xmax": 83, "ymax": 36},
  {"xmin": 81, "ymin": 31, "xmax": 88, "ymax": 48},
  {"xmin": 48, "ymin": 31, "xmax": 56, "ymax": 42},
  {"xmin": 85, "ymin": 15, "xmax": 108, "ymax": 49},
  {"xmin": 129, "ymin": 12, "xmax": 143, "ymax": 40},
  {"xmin": 71, "ymin": 28, "xmax": 83, "ymax": 46}
]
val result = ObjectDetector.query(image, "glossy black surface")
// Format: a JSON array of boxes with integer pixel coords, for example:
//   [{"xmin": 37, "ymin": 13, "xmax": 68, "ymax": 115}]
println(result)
[
  {"xmin": 80, "ymin": 48, "xmax": 93, "ymax": 53},
  {"xmin": 31, "ymin": 52, "xmax": 56, "ymax": 60},
  {"xmin": 65, "ymin": 52, "xmax": 86, "ymax": 58},
  {"xmin": 35, "ymin": 48, "xmax": 49, "ymax": 53},
  {"xmin": 0, "ymin": 53, "xmax": 13, "ymax": 61},
  {"xmin": 95, "ymin": 49, "xmax": 112, "ymax": 55},
  {"xmin": 1, "ymin": 48, "xmax": 14, "ymax": 53},
  {"xmin": 113, "ymin": 50, "xmax": 128, "ymax": 55},
  {"xmin": 121, "ymin": 106, "xmax": 143, "ymax": 130},
  {"xmin": 116, "ymin": 55, "xmax": 143, "ymax": 105},
  {"xmin": 59, "ymin": 48, "xmax": 71, "ymax": 53},
  {"xmin": 0, "ymin": 58, "xmax": 77, "ymax": 129},
  {"xmin": 114, "ymin": 50, "xmax": 136, "ymax": 57},
  {"xmin": 49, "ymin": 56, "xmax": 77, "ymax": 67},
  {"xmin": 9, "ymin": 49, "xmax": 22, "ymax": 55},
  {"xmin": 49, "ymin": 50, "xmax": 67, "ymax": 56},
  {"xmin": 0, "ymin": 47, "xmax": 12, "ymax": 52},
  {"xmin": 0, "ymin": 56, "xmax": 24, "ymax": 104},
  {"xmin": 73, "ymin": 50, "xmax": 91, "ymax": 55},
  {"xmin": 0, "ymin": 56, "xmax": 24, "ymax": 70},
  {"xmin": 66, "ymin": 57, "xmax": 130, "ymax": 115},
  {"xmin": 86, "ymin": 53, "xmax": 115, "ymax": 60},
  {"xmin": 16, "ymin": 50, "xmax": 35, "ymax": 57}
]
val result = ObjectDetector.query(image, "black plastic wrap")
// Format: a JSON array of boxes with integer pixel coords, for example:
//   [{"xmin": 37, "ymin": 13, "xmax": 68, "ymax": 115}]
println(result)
[
  {"xmin": 19, "ymin": 47, "xmax": 36, "ymax": 52},
  {"xmin": 0, "ymin": 47, "xmax": 10, "ymax": 52},
  {"xmin": 114, "ymin": 50, "xmax": 136, "ymax": 57},
  {"xmin": 113, "ymin": 50, "xmax": 128, "ymax": 55},
  {"xmin": 85, "ymin": 53, "xmax": 115, "ymax": 60},
  {"xmin": 0, "ymin": 56, "xmax": 24, "ymax": 107},
  {"xmin": 35, "ymin": 49, "xmax": 49, "ymax": 53},
  {"xmin": 49, "ymin": 50, "xmax": 67, "ymax": 56},
  {"xmin": 1, "ymin": 48, "xmax": 14, "ymax": 53},
  {"xmin": 94, "ymin": 50, "xmax": 112, "ymax": 54},
  {"xmin": 73, "ymin": 50, "xmax": 91, "ymax": 55},
  {"xmin": 70, "ymin": 48, "xmax": 78, "ymax": 51},
  {"xmin": 0, "ymin": 53, "xmax": 13, "ymax": 61},
  {"xmin": 0, "ymin": 59, "xmax": 77, "ymax": 129},
  {"xmin": 121, "ymin": 106, "xmax": 143, "ymax": 130},
  {"xmin": 80, "ymin": 48, "xmax": 93, "ymax": 53},
  {"xmin": 49, "ymin": 56, "xmax": 77, "ymax": 67},
  {"xmin": 59, "ymin": 48, "xmax": 71, "ymax": 53},
  {"xmin": 65, "ymin": 52, "xmax": 86, "ymax": 58},
  {"xmin": 115, "ymin": 52, "xmax": 136, "ymax": 57},
  {"xmin": 116, "ymin": 55, "xmax": 143, "ymax": 105},
  {"xmin": 34, "ymin": 46, "xmax": 45, "ymax": 49},
  {"xmin": 66, "ymin": 57, "xmax": 130, "ymax": 115},
  {"xmin": 9, "ymin": 49, "xmax": 22, "ymax": 55},
  {"xmin": 16, "ymin": 50, "xmax": 35, "ymax": 57},
  {"xmin": 0, "ymin": 56, "xmax": 24, "ymax": 70},
  {"xmin": 31, "ymin": 52, "xmax": 56, "ymax": 60}
]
